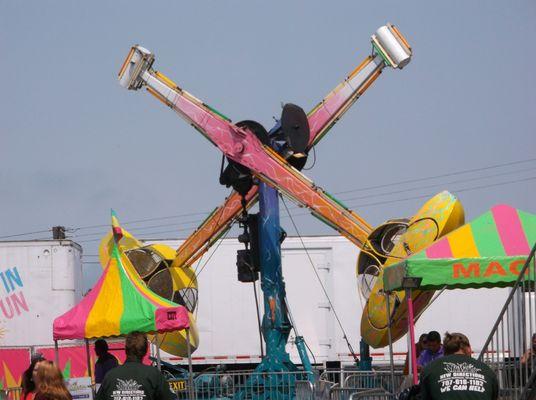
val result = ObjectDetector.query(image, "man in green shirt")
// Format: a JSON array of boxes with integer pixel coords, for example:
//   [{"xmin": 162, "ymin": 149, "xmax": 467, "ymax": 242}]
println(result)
[
  {"xmin": 96, "ymin": 332, "xmax": 174, "ymax": 400},
  {"xmin": 420, "ymin": 332, "xmax": 498, "ymax": 400}
]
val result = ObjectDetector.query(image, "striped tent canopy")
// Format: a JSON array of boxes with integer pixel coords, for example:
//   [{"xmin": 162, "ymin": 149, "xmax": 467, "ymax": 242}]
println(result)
[
  {"xmin": 53, "ymin": 211, "xmax": 189, "ymax": 340},
  {"xmin": 384, "ymin": 204, "xmax": 536, "ymax": 291}
]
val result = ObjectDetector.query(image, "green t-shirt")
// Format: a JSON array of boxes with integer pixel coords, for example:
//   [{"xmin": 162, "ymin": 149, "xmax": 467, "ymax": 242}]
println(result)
[
  {"xmin": 420, "ymin": 354, "xmax": 498, "ymax": 400},
  {"xmin": 96, "ymin": 360, "xmax": 174, "ymax": 400}
]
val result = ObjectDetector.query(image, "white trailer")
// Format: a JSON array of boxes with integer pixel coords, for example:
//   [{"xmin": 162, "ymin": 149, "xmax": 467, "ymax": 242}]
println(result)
[
  {"xmin": 0, "ymin": 240, "xmax": 83, "ymax": 347},
  {"xmin": 0, "ymin": 236, "xmax": 508, "ymax": 366},
  {"xmin": 150, "ymin": 235, "xmax": 510, "ymax": 366}
]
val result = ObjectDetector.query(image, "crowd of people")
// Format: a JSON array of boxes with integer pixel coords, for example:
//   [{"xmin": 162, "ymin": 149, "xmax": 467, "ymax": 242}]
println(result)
[
  {"xmin": 18, "ymin": 330, "xmax": 535, "ymax": 400},
  {"xmin": 401, "ymin": 330, "xmax": 536, "ymax": 399},
  {"xmin": 21, "ymin": 354, "xmax": 73, "ymax": 400},
  {"xmin": 20, "ymin": 333, "xmax": 174, "ymax": 400},
  {"xmin": 418, "ymin": 332, "xmax": 499, "ymax": 399}
]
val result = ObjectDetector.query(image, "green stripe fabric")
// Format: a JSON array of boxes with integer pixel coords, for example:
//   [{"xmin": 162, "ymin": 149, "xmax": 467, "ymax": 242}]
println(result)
[
  {"xmin": 518, "ymin": 209, "xmax": 536, "ymax": 249},
  {"xmin": 470, "ymin": 210, "xmax": 506, "ymax": 257},
  {"xmin": 114, "ymin": 246, "xmax": 157, "ymax": 333},
  {"xmin": 410, "ymin": 249, "xmax": 427, "ymax": 260}
]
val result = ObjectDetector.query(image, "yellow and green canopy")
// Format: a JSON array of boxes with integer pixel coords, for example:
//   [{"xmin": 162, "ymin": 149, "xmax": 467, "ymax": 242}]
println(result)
[
  {"xmin": 53, "ymin": 211, "xmax": 190, "ymax": 340},
  {"xmin": 384, "ymin": 205, "xmax": 536, "ymax": 291}
]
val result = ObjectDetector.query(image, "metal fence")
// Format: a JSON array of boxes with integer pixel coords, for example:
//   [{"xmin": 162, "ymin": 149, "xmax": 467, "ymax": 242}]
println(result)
[
  {"xmin": 171, "ymin": 370, "xmax": 313, "ymax": 399},
  {"xmin": 2, "ymin": 369, "xmax": 403, "ymax": 400},
  {"xmin": 319, "ymin": 369, "xmax": 404, "ymax": 395},
  {"xmin": 295, "ymin": 380, "xmax": 314, "ymax": 400},
  {"xmin": 329, "ymin": 386, "xmax": 396, "ymax": 400},
  {"xmin": 479, "ymin": 243, "xmax": 536, "ymax": 400},
  {"xmin": 349, "ymin": 389, "xmax": 395, "ymax": 399},
  {"xmin": 168, "ymin": 369, "xmax": 404, "ymax": 400},
  {"xmin": 1, "ymin": 388, "xmax": 22, "ymax": 400}
]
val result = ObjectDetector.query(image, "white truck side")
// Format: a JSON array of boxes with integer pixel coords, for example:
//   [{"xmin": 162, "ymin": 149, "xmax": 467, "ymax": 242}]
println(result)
[
  {"xmin": 0, "ymin": 236, "xmax": 509, "ymax": 365},
  {"xmin": 0, "ymin": 240, "xmax": 83, "ymax": 347}
]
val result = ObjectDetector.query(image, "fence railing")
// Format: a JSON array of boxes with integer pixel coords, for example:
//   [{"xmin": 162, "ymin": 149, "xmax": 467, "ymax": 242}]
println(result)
[
  {"xmin": 3, "ymin": 369, "xmax": 405, "ymax": 400},
  {"xmin": 349, "ymin": 388, "xmax": 395, "ymax": 399},
  {"xmin": 478, "ymin": 243, "xmax": 536, "ymax": 400},
  {"xmin": 319, "ymin": 369, "xmax": 404, "ymax": 394},
  {"xmin": 1, "ymin": 387, "xmax": 22, "ymax": 400},
  {"xmin": 171, "ymin": 370, "xmax": 313, "ymax": 399},
  {"xmin": 168, "ymin": 368, "xmax": 404, "ymax": 399}
]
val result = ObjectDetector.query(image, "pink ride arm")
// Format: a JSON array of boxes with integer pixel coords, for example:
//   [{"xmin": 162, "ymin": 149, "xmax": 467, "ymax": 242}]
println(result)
[
  {"xmin": 172, "ymin": 55, "xmax": 386, "ymax": 268},
  {"xmin": 120, "ymin": 56, "xmax": 371, "ymax": 246},
  {"xmin": 307, "ymin": 55, "xmax": 385, "ymax": 147},
  {"xmin": 119, "ymin": 24, "xmax": 412, "ymax": 260}
]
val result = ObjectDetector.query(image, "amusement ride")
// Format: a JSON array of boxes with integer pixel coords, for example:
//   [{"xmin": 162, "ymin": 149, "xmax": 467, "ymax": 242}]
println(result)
[{"xmin": 105, "ymin": 23, "xmax": 466, "ymax": 396}]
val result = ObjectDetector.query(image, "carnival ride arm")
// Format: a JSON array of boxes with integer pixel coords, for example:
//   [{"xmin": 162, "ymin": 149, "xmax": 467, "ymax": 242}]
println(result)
[
  {"xmin": 308, "ymin": 23, "xmax": 412, "ymax": 146},
  {"xmin": 119, "ymin": 48, "xmax": 373, "ymax": 246},
  {"xmin": 171, "ymin": 188, "xmax": 257, "ymax": 269},
  {"xmin": 307, "ymin": 54, "xmax": 383, "ymax": 147},
  {"xmin": 171, "ymin": 48, "xmax": 400, "ymax": 269},
  {"xmin": 118, "ymin": 23, "xmax": 411, "ymax": 257}
]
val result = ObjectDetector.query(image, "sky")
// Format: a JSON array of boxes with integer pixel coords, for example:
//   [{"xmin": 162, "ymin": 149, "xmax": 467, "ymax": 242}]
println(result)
[{"xmin": 1, "ymin": 1, "xmax": 535, "ymax": 289}]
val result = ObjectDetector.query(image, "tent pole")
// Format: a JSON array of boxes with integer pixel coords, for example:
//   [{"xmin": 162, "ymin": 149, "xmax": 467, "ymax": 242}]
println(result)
[
  {"xmin": 186, "ymin": 329, "xmax": 195, "ymax": 400},
  {"xmin": 406, "ymin": 288, "xmax": 418, "ymax": 385},
  {"xmin": 155, "ymin": 335, "xmax": 162, "ymax": 371},
  {"xmin": 385, "ymin": 291, "xmax": 396, "ymax": 392},
  {"xmin": 85, "ymin": 339, "xmax": 93, "ymax": 382},
  {"xmin": 54, "ymin": 340, "xmax": 59, "ymax": 365}
]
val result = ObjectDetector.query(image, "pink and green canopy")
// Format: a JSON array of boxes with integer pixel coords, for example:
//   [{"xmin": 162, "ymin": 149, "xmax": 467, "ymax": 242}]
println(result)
[
  {"xmin": 53, "ymin": 212, "xmax": 189, "ymax": 340},
  {"xmin": 384, "ymin": 205, "xmax": 536, "ymax": 291}
]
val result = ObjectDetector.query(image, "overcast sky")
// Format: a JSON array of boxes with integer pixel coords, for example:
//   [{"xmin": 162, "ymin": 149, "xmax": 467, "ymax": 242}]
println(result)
[{"xmin": 1, "ymin": 2, "xmax": 535, "ymax": 289}]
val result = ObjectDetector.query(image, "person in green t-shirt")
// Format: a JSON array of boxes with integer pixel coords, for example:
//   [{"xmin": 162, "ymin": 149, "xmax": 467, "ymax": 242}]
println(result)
[
  {"xmin": 96, "ymin": 332, "xmax": 174, "ymax": 400},
  {"xmin": 420, "ymin": 332, "xmax": 498, "ymax": 400}
]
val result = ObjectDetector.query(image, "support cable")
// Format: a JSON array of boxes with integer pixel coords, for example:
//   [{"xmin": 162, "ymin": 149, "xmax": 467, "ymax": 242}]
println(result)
[
  {"xmin": 8, "ymin": 165, "xmax": 535, "ymax": 242},
  {"xmin": 284, "ymin": 296, "xmax": 300, "ymax": 337},
  {"xmin": 280, "ymin": 194, "xmax": 359, "ymax": 364},
  {"xmin": 302, "ymin": 145, "xmax": 316, "ymax": 171},
  {"xmin": 187, "ymin": 222, "xmax": 230, "ymax": 286},
  {"xmin": 414, "ymin": 286, "xmax": 447, "ymax": 320},
  {"xmin": 334, "ymin": 157, "xmax": 536, "ymax": 195},
  {"xmin": 252, "ymin": 278, "xmax": 264, "ymax": 357},
  {"xmin": 285, "ymin": 295, "xmax": 317, "ymax": 365},
  {"xmin": 338, "ymin": 165, "xmax": 536, "ymax": 202},
  {"xmin": 239, "ymin": 196, "xmax": 264, "ymax": 357},
  {"xmin": 0, "ymin": 229, "xmax": 51, "ymax": 239},
  {"xmin": 186, "ymin": 181, "xmax": 237, "ymax": 289}
]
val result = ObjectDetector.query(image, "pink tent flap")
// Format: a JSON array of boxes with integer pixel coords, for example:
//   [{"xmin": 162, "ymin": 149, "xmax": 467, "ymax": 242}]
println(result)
[{"xmin": 155, "ymin": 306, "xmax": 190, "ymax": 332}]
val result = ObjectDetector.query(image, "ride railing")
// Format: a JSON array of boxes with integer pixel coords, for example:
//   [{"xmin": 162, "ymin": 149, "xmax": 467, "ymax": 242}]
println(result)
[
  {"xmin": 319, "ymin": 369, "xmax": 404, "ymax": 396},
  {"xmin": 1, "ymin": 387, "xmax": 22, "ymax": 400},
  {"xmin": 478, "ymin": 243, "xmax": 536, "ymax": 400},
  {"xmin": 1, "ymin": 369, "xmax": 405, "ymax": 400},
  {"xmin": 168, "ymin": 368, "xmax": 404, "ymax": 399},
  {"xmin": 330, "ymin": 387, "xmax": 396, "ymax": 400},
  {"xmin": 171, "ymin": 370, "xmax": 313, "ymax": 399},
  {"xmin": 349, "ymin": 389, "xmax": 396, "ymax": 399}
]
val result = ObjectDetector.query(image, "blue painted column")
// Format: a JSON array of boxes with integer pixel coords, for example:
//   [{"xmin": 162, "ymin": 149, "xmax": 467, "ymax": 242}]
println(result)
[
  {"xmin": 359, "ymin": 338, "xmax": 372, "ymax": 371},
  {"xmin": 255, "ymin": 182, "xmax": 295, "ymax": 372}
]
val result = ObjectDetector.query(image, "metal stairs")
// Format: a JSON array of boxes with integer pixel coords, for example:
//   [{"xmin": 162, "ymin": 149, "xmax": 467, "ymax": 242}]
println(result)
[{"xmin": 478, "ymin": 243, "xmax": 536, "ymax": 399}]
